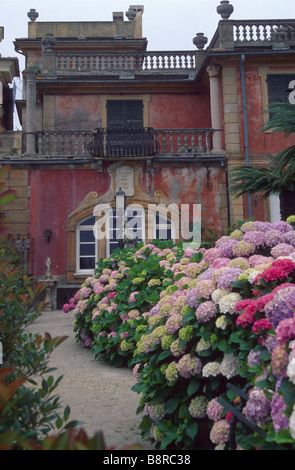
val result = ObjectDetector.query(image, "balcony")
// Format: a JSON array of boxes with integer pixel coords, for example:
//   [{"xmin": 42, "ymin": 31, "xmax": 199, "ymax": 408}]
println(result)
[
  {"xmin": 55, "ymin": 51, "xmax": 197, "ymax": 74},
  {"xmin": 41, "ymin": 50, "xmax": 199, "ymax": 79},
  {"xmin": 30, "ymin": 127, "xmax": 214, "ymax": 160}
]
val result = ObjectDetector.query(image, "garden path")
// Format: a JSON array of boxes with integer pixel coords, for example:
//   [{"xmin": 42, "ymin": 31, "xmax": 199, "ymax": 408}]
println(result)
[{"xmin": 29, "ymin": 309, "xmax": 152, "ymax": 450}]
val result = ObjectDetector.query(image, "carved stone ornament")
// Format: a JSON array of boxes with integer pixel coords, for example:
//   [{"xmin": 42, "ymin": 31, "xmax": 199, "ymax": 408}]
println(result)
[
  {"xmin": 27, "ymin": 9, "xmax": 39, "ymax": 22},
  {"xmin": 41, "ymin": 34, "xmax": 57, "ymax": 52},
  {"xmin": 193, "ymin": 33, "xmax": 208, "ymax": 50},
  {"xmin": 115, "ymin": 166, "xmax": 135, "ymax": 197},
  {"xmin": 126, "ymin": 8, "xmax": 136, "ymax": 21},
  {"xmin": 216, "ymin": 1, "xmax": 234, "ymax": 20}
]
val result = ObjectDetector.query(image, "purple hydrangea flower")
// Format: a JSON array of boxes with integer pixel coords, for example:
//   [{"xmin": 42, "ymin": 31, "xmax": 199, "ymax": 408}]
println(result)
[
  {"xmin": 195, "ymin": 301, "xmax": 217, "ymax": 323},
  {"xmin": 283, "ymin": 231, "xmax": 295, "ymax": 246},
  {"xmin": 202, "ymin": 248, "xmax": 222, "ymax": 263},
  {"xmin": 264, "ymin": 229, "xmax": 284, "ymax": 247},
  {"xmin": 216, "ymin": 238, "xmax": 238, "ymax": 258},
  {"xmin": 206, "ymin": 398, "xmax": 224, "ymax": 422},
  {"xmin": 243, "ymin": 387, "xmax": 271, "ymax": 427},
  {"xmin": 272, "ymin": 221, "xmax": 293, "ymax": 233},
  {"xmin": 247, "ymin": 350, "xmax": 261, "ymax": 367},
  {"xmin": 255, "ymin": 221, "xmax": 273, "ymax": 231},
  {"xmin": 243, "ymin": 230, "xmax": 266, "ymax": 248},
  {"xmin": 216, "ymin": 268, "xmax": 242, "ymax": 290},
  {"xmin": 271, "ymin": 392, "xmax": 289, "ymax": 433},
  {"xmin": 271, "ymin": 243, "xmax": 295, "ymax": 258},
  {"xmin": 265, "ymin": 286, "xmax": 295, "ymax": 328}
]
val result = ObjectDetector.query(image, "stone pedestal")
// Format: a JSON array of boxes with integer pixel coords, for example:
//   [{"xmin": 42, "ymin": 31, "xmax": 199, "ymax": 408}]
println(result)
[{"xmin": 38, "ymin": 258, "xmax": 57, "ymax": 311}]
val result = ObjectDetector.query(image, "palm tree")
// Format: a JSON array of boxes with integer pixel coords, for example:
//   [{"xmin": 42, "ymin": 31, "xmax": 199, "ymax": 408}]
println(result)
[{"xmin": 229, "ymin": 102, "xmax": 295, "ymax": 220}]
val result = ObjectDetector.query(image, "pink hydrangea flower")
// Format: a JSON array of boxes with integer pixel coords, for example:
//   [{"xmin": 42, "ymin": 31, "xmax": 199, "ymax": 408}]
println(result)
[
  {"xmin": 209, "ymin": 420, "xmax": 230, "ymax": 446},
  {"xmin": 63, "ymin": 303, "xmax": 70, "ymax": 313}
]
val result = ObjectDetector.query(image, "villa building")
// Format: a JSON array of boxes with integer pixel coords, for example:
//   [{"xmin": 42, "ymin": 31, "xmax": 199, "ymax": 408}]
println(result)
[{"xmin": 1, "ymin": 2, "xmax": 295, "ymax": 307}]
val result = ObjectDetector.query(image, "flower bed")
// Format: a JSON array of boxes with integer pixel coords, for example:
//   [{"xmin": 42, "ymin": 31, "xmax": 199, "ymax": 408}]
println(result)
[{"xmin": 65, "ymin": 220, "xmax": 295, "ymax": 450}]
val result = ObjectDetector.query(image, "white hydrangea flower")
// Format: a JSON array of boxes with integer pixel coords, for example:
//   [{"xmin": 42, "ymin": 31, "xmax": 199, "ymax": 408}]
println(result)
[
  {"xmin": 196, "ymin": 337, "xmax": 211, "ymax": 352},
  {"xmin": 219, "ymin": 292, "xmax": 241, "ymax": 314},
  {"xmin": 211, "ymin": 288, "xmax": 230, "ymax": 304},
  {"xmin": 247, "ymin": 269, "xmax": 261, "ymax": 284},
  {"xmin": 215, "ymin": 315, "xmax": 228, "ymax": 330},
  {"xmin": 290, "ymin": 404, "xmax": 295, "ymax": 439},
  {"xmin": 220, "ymin": 353, "xmax": 240, "ymax": 379},
  {"xmin": 202, "ymin": 362, "xmax": 221, "ymax": 378},
  {"xmin": 287, "ymin": 356, "xmax": 295, "ymax": 385}
]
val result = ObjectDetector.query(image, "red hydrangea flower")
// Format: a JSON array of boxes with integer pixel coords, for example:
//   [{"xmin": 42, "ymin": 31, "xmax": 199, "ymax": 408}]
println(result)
[
  {"xmin": 271, "ymin": 258, "xmax": 295, "ymax": 275},
  {"xmin": 254, "ymin": 266, "xmax": 289, "ymax": 284},
  {"xmin": 256, "ymin": 293, "xmax": 274, "ymax": 312},
  {"xmin": 234, "ymin": 299, "xmax": 256, "ymax": 314},
  {"xmin": 252, "ymin": 318, "xmax": 273, "ymax": 334}
]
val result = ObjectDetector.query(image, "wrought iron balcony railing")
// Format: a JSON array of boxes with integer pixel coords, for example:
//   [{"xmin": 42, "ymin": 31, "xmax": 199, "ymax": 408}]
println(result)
[
  {"xmin": 31, "ymin": 127, "xmax": 214, "ymax": 159},
  {"xmin": 87, "ymin": 127, "xmax": 159, "ymax": 158}
]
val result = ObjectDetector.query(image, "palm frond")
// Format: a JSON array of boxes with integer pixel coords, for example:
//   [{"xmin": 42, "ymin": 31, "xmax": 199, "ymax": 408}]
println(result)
[
  {"xmin": 263, "ymin": 102, "xmax": 295, "ymax": 136},
  {"xmin": 270, "ymin": 145, "xmax": 295, "ymax": 170},
  {"xmin": 229, "ymin": 165, "xmax": 282, "ymax": 199}
]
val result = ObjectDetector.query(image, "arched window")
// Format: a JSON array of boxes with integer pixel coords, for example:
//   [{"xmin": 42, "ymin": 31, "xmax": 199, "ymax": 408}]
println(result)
[{"xmin": 76, "ymin": 215, "xmax": 97, "ymax": 274}]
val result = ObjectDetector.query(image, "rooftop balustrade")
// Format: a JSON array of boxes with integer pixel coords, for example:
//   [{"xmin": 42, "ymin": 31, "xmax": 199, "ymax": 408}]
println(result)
[
  {"xmin": 54, "ymin": 50, "xmax": 197, "ymax": 76},
  {"xmin": 214, "ymin": 19, "xmax": 295, "ymax": 50}
]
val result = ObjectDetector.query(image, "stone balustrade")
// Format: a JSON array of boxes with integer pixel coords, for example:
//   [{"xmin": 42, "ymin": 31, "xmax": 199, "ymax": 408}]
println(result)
[
  {"xmin": 32, "ymin": 128, "xmax": 213, "ymax": 158},
  {"xmin": 35, "ymin": 130, "xmax": 93, "ymax": 158},
  {"xmin": 233, "ymin": 20, "xmax": 295, "ymax": 46},
  {"xmin": 154, "ymin": 128, "xmax": 213, "ymax": 155},
  {"xmin": 214, "ymin": 19, "xmax": 295, "ymax": 49},
  {"xmin": 54, "ymin": 51, "xmax": 196, "ymax": 75}
]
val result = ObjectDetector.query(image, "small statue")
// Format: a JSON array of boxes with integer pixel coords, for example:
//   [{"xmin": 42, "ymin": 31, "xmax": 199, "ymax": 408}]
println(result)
[{"xmin": 46, "ymin": 257, "xmax": 52, "ymax": 279}]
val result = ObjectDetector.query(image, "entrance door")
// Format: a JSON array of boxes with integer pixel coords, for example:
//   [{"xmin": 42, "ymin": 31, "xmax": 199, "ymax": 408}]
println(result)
[{"xmin": 106, "ymin": 100, "xmax": 144, "ymax": 157}]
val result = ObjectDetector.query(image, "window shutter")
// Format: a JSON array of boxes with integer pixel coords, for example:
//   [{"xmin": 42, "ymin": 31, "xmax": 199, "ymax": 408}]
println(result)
[
  {"xmin": 267, "ymin": 74, "xmax": 295, "ymax": 104},
  {"xmin": 107, "ymin": 100, "xmax": 143, "ymax": 128},
  {"xmin": 126, "ymin": 101, "xmax": 143, "ymax": 128},
  {"xmin": 107, "ymin": 101, "xmax": 125, "ymax": 128}
]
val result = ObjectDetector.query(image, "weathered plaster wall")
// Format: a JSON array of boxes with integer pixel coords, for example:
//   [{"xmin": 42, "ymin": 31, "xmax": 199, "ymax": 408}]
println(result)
[
  {"xmin": 52, "ymin": 92, "xmax": 211, "ymax": 131},
  {"xmin": 236, "ymin": 66, "xmax": 295, "ymax": 154},
  {"xmin": 28, "ymin": 168, "xmax": 110, "ymax": 277},
  {"xmin": 55, "ymin": 95, "xmax": 101, "ymax": 131},
  {"xmin": 139, "ymin": 163, "xmax": 227, "ymax": 234},
  {"xmin": 148, "ymin": 93, "xmax": 211, "ymax": 129},
  {"xmin": 28, "ymin": 161, "xmax": 226, "ymax": 278}
]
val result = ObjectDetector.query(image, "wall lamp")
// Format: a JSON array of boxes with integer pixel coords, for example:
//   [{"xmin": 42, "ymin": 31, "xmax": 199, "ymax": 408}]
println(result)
[{"xmin": 44, "ymin": 229, "xmax": 52, "ymax": 243}]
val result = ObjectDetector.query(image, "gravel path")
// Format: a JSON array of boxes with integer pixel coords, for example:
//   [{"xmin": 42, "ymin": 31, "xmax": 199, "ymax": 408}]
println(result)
[{"xmin": 28, "ymin": 309, "xmax": 151, "ymax": 450}]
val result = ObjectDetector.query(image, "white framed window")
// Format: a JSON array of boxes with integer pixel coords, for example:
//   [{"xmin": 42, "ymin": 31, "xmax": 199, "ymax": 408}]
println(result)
[
  {"xmin": 154, "ymin": 211, "xmax": 175, "ymax": 241},
  {"xmin": 76, "ymin": 215, "xmax": 97, "ymax": 274},
  {"xmin": 106, "ymin": 205, "xmax": 145, "ymax": 257}
]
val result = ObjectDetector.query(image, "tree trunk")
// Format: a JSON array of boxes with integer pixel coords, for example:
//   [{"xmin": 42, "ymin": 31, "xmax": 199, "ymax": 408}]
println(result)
[{"xmin": 279, "ymin": 188, "xmax": 295, "ymax": 220}]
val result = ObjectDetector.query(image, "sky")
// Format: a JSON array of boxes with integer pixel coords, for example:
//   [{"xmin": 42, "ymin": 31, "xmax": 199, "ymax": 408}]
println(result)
[
  {"xmin": 1, "ymin": 0, "xmax": 295, "ymax": 127},
  {"xmin": 1, "ymin": 0, "xmax": 295, "ymax": 58}
]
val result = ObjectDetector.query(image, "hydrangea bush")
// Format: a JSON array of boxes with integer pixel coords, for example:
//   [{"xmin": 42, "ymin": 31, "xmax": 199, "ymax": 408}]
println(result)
[
  {"xmin": 64, "ymin": 241, "xmax": 186, "ymax": 367},
  {"xmin": 65, "ymin": 219, "xmax": 295, "ymax": 450},
  {"xmin": 131, "ymin": 220, "xmax": 295, "ymax": 450}
]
